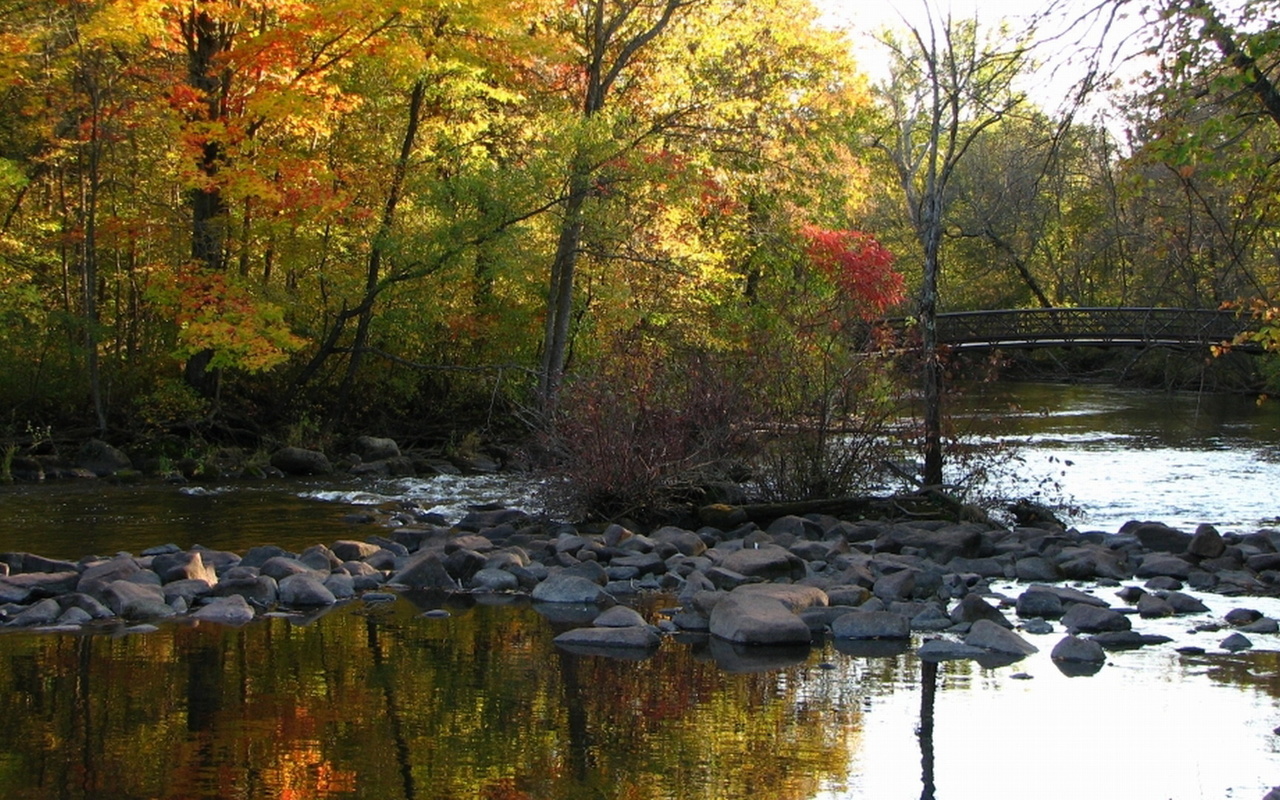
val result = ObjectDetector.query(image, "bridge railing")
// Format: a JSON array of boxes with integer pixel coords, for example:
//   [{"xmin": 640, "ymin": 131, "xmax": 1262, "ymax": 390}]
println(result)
[{"xmin": 894, "ymin": 307, "xmax": 1254, "ymax": 351}]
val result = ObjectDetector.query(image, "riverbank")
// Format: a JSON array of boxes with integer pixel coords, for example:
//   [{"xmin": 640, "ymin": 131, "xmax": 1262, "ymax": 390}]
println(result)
[{"xmin": 4, "ymin": 495, "xmax": 1280, "ymax": 675}]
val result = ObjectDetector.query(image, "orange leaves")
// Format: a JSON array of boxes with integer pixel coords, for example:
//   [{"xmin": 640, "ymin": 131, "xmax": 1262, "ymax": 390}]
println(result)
[
  {"xmin": 153, "ymin": 264, "xmax": 306, "ymax": 372},
  {"xmin": 799, "ymin": 225, "xmax": 905, "ymax": 319}
]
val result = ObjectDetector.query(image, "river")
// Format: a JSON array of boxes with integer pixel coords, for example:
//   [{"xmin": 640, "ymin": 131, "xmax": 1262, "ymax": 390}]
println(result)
[{"xmin": 1, "ymin": 381, "xmax": 1279, "ymax": 800}]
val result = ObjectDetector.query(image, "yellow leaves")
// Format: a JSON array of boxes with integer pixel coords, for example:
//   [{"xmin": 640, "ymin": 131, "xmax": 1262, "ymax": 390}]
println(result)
[{"xmin": 82, "ymin": 0, "xmax": 169, "ymax": 45}]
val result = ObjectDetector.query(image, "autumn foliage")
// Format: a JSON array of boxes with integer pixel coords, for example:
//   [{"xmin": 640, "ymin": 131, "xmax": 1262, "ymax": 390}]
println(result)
[{"xmin": 799, "ymin": 225, "xmax": 906, "ymax": 319}]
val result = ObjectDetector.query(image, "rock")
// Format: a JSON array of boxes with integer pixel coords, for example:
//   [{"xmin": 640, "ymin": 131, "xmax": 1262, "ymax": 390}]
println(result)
[
  {"xmin": 468, "ymin": 567, "xmax": 519, "ymax": 592},
  {"xmin": 162, "ymin": 578, "xmax": 215, "ymax": 604},
  {"xmin": 1090, "ymin": 631, "xmax": 1174, "ymax": 650},
  {"xmin": 831, "ymin": 610, "xmax": 911, "ymax": 640},
  {"xmin": 323, "ymin": 572, "xmax": 355, "ymax": 599},
  {"xmin": 331, "ymin": 540, "xmax": 382, "ymax": 562},
  {"xmin": 1014, "ymin": 556, "xmax": 1060, "ymax": 582},
  {"xmin": 1136, "ymin": 593, "xmax": 1176, "ymax": 618},
  {"xmin": 56, "ymin": 606, "xmax": 93, "ymax": 626},
  {"xmin": 269, "ymin": 446, "xmax": 333, "ymax": 476},
  {"xmin": 1051, "ymin": 634, "xmax": 1107, "ymax": 665},
  {"xmin": 951, "ymin": 593, "xmax": 1013, "ymax": 628},
  {"xmin": 77, "ymin": 556, "xmax": 142, "ymax": 598},
  {"xmin": 873, "ymin": 569, "xmax": 917, "ymax": 602},
  {"xmin": 531, "ymin": 573, "xmax": 615, "ymax": 605},
  {"xmin": 651, "ymin": 526, "xmax": 707, "ymax": 557},
  {"xmin": 299, "ymin": 545, "xmax": 341, "ymax": 571},
  {"xmin": 709, "ymin": 592, "xmax": 812, "ymax": 645},
  {"xmin": 1226, "ymin": 607, "xmax": 1264, "ymax": 627},
  {"xmin": 102, "ymin": 581, "xmax": 175, "ymax": 619},
  {"xmin": 192, "ymin": 595, "xmax": 256, "ymax": 626},
  {"xmin": 391, "ymin": 552, "xmax": 461, "ymax": 591},
  {"xmin": 553, "ymin": 625, "xmax": 661, "ymax": 650},
  {"xmin": 1016, "ymin": 588, "xmax": 1064, "ymax": 620},
  {"xmin": 1187, "ymin": 524, "xmax": 1226, "ymax": 559},
  {"xmin": 210, "ymin": 575, "xmax": 278, "ymax": 607},
  {"xmin": 152, "ymin": 551, "xmax": 217, "ymax": 585},
  {"xmin": 76, "ymin": 438, "xmax": 133, "ymax": 476},
  {"xmin": 8, "ymin": 598, "xmax": 63, "ymax": 627},
  {"xmin": 917, "ymin": 638, "xmax": 989, "ymax": 661},
  {"xmin": 278, "ymin": 574, "xmax": 337, "ymax": 607},
  {"xmin": 593, "ymin": 605, "xmax": 648, "ymax": 627},
  {"xmin": 1240, "ymin": 617, "xmax": 1280, "ymax": 634},
  {"xmin": 1061, "ymin": 603, "xmax": 1130, "ymax": 634},
  {"xmin": 875, "ymin": 524, "xmax": 984, "ymax": 563},
  {"xmin": 730, "ymin": 583, "xmax": 828, "ymax": 613},
  {"xmin": 964, "ymin": 619, "xmax": 1038, "ymax": 656},
  {"xmin": 240, "ymin": 545, "xmax": 294, "ymax": 568},
  {"xmin": 259, "ymin": 556, "xmax": 317, "ymax": 582},
  {"xmin": 720, "ymin": 545, "xmax": 805, "ymax": 581},
  {"xmin": 1135, "ymin": 554, "xmax": 1193, "ymax": 580},
  {"xmin": 1161, "ymin": 591, "xmax": 1209, "ymax": 614},
  {"xmin": 1, "ymin": 570, "xmax": 80, "ymax": 598},
  {"xmin": 1134, "ymin": 522, "xmax": 1192, "ymax": 554},
  {"xmin": 911, "ymin": 605, "xmax": 954, "ymax": 632},
  {"xmin": 353, "ymin": 435, "xmax": 400, "ymax": 461},
  {"xmin": 1221, "ymin": 632, "xmax": 1253, "ymax": 652}
]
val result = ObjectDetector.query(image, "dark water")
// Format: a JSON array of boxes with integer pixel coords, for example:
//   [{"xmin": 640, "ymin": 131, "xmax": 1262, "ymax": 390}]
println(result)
[{"xmin": 3, "ymin": 383, "xmax": 1280, "ymax": 798}]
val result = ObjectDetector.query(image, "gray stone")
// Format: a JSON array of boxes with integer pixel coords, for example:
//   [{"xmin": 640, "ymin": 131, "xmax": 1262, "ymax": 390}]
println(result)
[
  {"xmin": 951, "ymin": 593, "xmax": 1013, "ymax": 628},
  {"xmin": 1061, "ymin": 603, "xmax": 1130, "ymax": 633},
  {"xmin": 831, "ymin": 610, "xmax": 911, "ymax": 640},
  {"xmin": 1221, "ymin": 632, "xmax": 1253, "ymax": 651},
  {"xmin": 875, "ymin": 524, "xmax": 984, "ymax": 562},
  {"xmin": 259, "ymin": 556, "xmax": 317, "ymax": 582},
  {"xmin": 1226, "ymin": 607, "xmax": 1264, "ymax": 626},
  {"xmin": 531, "ymin": 573, "xmax": 615, "ymax": 605},
  {"xmin": 152, "ymin": 551, "xmax": 217, "ymax": 585},
  {"xmin": 240, "ymin": 545, "xmax": 293, "ymax": 569},
  {"xmin": 278, "ymin": 574, "xmax": 337, "ymax": 607},
  {"xmin": 353, "ymin": 435, "xmax": 400, "ymax": 461},
  {"xmin": 162, "ymin": 578, "xmax": 215, "ymax": 604},
  {"xmin": 651, "ymin": 527, "xmax": 707, "ymax": 557},
  {"xmin": 299, "ymin": 545, "xmax": 341, "ymax": 571},
  {"xmin": 917, "ymin": 638, "xmax": 989, "ymax": 661},
  {"xmin": 1134, "ymin": 523, "xmax": 1192, "ymax": 554},
  {"xmin": 0, "ymin": 570, "xmax": 80, "ymax": 598},
  {"xmin": 323, "ymin": 572, "xmax": 355, "ymax": 600},
  {"xmin": 730, "ymin": 583, "xmax": 828, "ymax": 613},
  {"xmin": 1090, "ymin": 631, "xmax": 1174, "ymax": 649},
  {"xmin": 593, "ymin": 605, "xmax": 648, "ymax": 627},
  {"xmin": 873, "ymin": 569, "xmax": 917, "ymax": 602},
  {"xmin": 102, "ymin": 581, "xmax": 175, "ymax": 619},
  {"xmin": 331, "ymin": 540, "xmax": 382, "ymax": 562},
  {"xmin": 391, "ymin": 552, "xmax": 461, "ymax": 591},
  {"xmin": 77, "ymin": 556, "xmax": 142, "ymax": 598},
  {"xmin": 8, "ymin": 598, "xmax": 62, "ymax": 627},
  {"xmin": 467, "ymin": 568, "xmax": 519, "ymax": 592},
  {"xmin": 1014, "ymin": 556, "xmax": 1060, "ymax": 582},
  {"xmin": 56, "ymin": 606, "xmax": 94, "ymax": 626},
  {"xmin": 1161, "ymin": 591, "xmax": 1210, "ymax": 614},
  {"xmin": 210, "ymin": 575, "xmax": 278, "ymax": 607},
  {"xmin": 1187, "ymin": 524, "xmax": 1226, "ymax": 559},
  {"xmin": 1051, "ymin": 634, "xmax": 1107, "ymax": 664},
  {"xmin": 709, "ymin": 592, "xmax": 812, "ymax": 645},
  {"xmin": 553, "ymin": 625, "xmax": 661, "ymax": 650},
  {"xmin": 1239, "ymin": 617, "xmax": 1280, "ymax": 634},
  {"xmin": 1016, "ymin": 588, "xmax": 1064, "ymax": 619},
  {"xmin": 720, "ymin": 545, "xmax": 805, "ymax": 581},
  {"xmin": 76, "ymin": 438, "xmax": 132, "ymax": 476},
  {"xmin": 270, "ymin": 446, "xmax": 333, "ymax": 476},
  {"xmin": 1137, "ymin": 593, "xmax": 1176, "ymax": 618},
  {"xmin": 964, "ymin": 619, "xmax": 1038, "ymax": 656},
  {"xmin": 1135, "ymin": 554, "xmax": 1193, "ymax": 579},
  {"xmin": 192, "ymin": 595, "xmax": 256, "ymax": 626}
]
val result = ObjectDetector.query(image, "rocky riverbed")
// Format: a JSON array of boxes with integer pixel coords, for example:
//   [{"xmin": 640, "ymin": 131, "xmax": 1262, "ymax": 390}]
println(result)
[{"xmin": 4, "ymin": 491, "xmax": 1280, "ymax": 676}]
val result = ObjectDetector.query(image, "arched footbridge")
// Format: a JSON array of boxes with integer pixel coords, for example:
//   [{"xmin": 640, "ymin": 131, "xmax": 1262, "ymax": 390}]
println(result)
[{"xmin": 917, "ymin": 307, "xmax": 1262, "ymax": 352}]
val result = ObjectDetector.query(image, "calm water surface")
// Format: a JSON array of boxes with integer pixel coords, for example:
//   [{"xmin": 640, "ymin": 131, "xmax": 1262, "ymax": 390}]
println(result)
[{"xmin": 2, "ymin": 382, "xmax": 1280, "ymax": 799}]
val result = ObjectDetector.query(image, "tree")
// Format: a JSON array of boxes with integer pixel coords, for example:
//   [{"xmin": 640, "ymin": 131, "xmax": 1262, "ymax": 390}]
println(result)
[{"xmin": 869, "ymin": 6, "xmax": 1030, "ymax": 486}]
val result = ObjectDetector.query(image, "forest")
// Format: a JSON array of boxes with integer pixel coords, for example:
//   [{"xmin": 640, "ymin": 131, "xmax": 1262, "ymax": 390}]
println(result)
[{"xmin": 0, "ymin": 0, "xmax": 1278, "ymax": 509}]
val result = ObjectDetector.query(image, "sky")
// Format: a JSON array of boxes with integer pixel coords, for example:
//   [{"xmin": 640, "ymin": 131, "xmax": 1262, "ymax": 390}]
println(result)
[{"xmin": 814, "ymin": 0, "xmax": 1150, "ymax": 120}]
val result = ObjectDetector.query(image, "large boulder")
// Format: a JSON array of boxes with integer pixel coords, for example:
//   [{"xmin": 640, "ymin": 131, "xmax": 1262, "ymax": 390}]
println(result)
[
  {"xmin": 277, "ymin": 574, "xmax": 337, "ymax": 607},
  {"xmin": 553, "ymin": 625, "xmax": 661, "ymax": 650},
  {"xmin": 709, "ymin": 592, "xmax": 812, "ymax": 645},
  {"xmin": 720, "ymin": 545, "xmax": 806, "ymax": 581},
  {"xmin": 1061, "ymin": 603, "xmax": 1131, "ymax": 633},
  {"xmin": 531, "ymin": 573, "xmax": 615, "ymax": 605},
  {"xmin": 102, "ymin": 581, "xmax": 175, "ymax": 619},
  {"xmin": 1132, "ymin": 522, "xmax": 1191, "ymax": 554},
  {"xmin": 77, "ymin": 557, "xmax": 142, "ymax": 598},
  {"xmin": 874, "ymin": 523, "xmax": 984, "ymax": 563},
  {"xmin": 192, "ymin": 595, "xmax": 256, "ymax": 626},
  {"xmin": 352, "ymin": 435, "xmax": 400, "ymax": 462},
  {"xmin": 152, "ymin": 551, "xmax": 217, "ymax": 585},
  {"xmin": 391, "ymin": 552, "xmax": 461, "ymax": 591},
  {"xmin": 76, "ymin": 438, "xmax": 133, "ymax": 477},
  {"xmin": 730, "ymin": 583, "xmax": 828, "ymax": 613},
  {"xmin": 1187, "ymin": 524, "xmax": 1226, "ymax": 559},
  {"xmin": 269, "ymin": 446, "xmax": 333, "ymax": 476},
  {"xmin": 1052, "ymin": 634, "xmax": 1107, "ymax": 664},
  {"xmin": 831, "ymin": 610, "xmax": 911, "ymax": 640},
  {"xmin": 964, "ymin": 619, "xmax": 1038, "ymax": 656}
]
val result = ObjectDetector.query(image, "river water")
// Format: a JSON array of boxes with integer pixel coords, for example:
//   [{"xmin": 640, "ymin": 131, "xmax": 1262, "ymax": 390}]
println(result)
[{"xmin": 2, "ymin": 382, "xmax": 1280, "ymax": 800}]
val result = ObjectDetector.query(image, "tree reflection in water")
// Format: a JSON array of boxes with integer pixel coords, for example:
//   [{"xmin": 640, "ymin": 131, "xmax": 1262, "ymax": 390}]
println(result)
[{"xmin": 0, "ymin": 599, "xmax": 867, "ymax": 799}]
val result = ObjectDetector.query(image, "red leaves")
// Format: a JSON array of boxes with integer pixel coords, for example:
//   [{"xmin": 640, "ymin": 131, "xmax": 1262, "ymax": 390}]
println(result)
[{"xmin": 800, "ymin": 225, "xmax": 905, "ymax": 319}]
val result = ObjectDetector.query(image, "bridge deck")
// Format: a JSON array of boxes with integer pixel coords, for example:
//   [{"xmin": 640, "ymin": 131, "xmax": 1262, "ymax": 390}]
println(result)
[{"xmin": 924, "ymin": 307, "xmax": 1257, "ymax": 352}]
